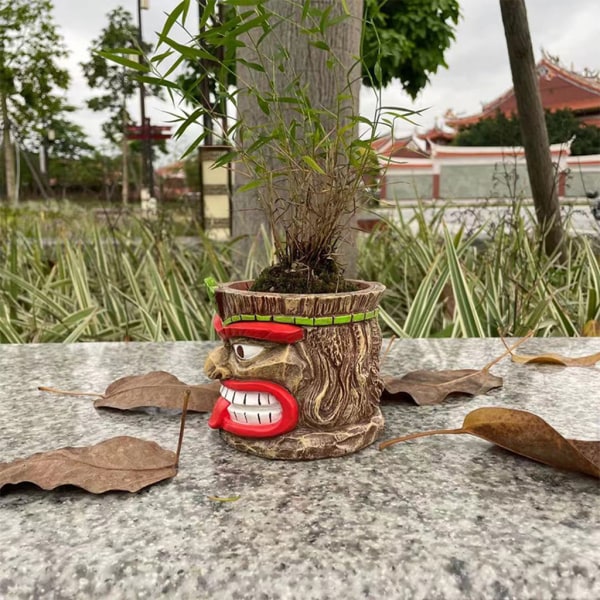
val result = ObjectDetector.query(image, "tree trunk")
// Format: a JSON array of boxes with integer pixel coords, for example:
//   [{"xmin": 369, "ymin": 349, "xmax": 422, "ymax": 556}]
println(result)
[
  {"xmin": 499, "ymin": 0, "xmax": 564, "ymax": 256},
  {"xmin": 232, "ymin": 0, "xmax": 363, "ymax": 277},
  {"xmin": 1, "ymin": 92, "xmax": 17, "ymax": 205},
  {"xmin": 121, "ymin": 101, "xmax": 129, "ymax": 206}
]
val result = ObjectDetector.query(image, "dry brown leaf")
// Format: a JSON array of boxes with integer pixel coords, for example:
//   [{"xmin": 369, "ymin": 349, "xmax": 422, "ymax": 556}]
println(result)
[
  {"xmin": 97, "ymin": 372, "xmax": 219, "ymax": 411},
  {"xmin": 382, "ymin": 369, "xmax": 503, "ymax": 406},
  {"xmin": 40, "ymin": 371, "xmax": 220, "ymax": 412},
  {"xmin": 509, "ymin": 351, "xmax": 600, "ymax": 367},
  {"xmin": 0, "ymin": 436, "xmax": 177, "ymax": 493},
  {"xmin": 499, "ymin": 334, "xmax": 600, "ymax": 366},
  {"xmin": 380, "ymin": 407, "xmax": 600, "ymax": 479},
  {"xmin": 381, "ymin": 335, "xmax": 535, "ymax": 405},
  {"xmin": 582, "ymin": 320, "xmax": 600, "ymax": 337},
  {"xmin": 0, "ymin": 390, "xmax": 190, "ymax": 495}
]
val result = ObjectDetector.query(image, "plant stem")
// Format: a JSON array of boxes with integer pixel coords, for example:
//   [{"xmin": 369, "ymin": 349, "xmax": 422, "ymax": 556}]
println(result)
[
  {"xmin": 175, "ymin": 389, "xmax": 191, "ymax": 467},
  {"xmin": 37, "ymin": 386, "xmax": 104, "ymax": 398},
  {"xmin": 379, "ymin": 428, "xmax": 464, "ymax": 450},
  {"xmin": 484, "ymin": 330, "xmax": 534, "ymax": 371}
]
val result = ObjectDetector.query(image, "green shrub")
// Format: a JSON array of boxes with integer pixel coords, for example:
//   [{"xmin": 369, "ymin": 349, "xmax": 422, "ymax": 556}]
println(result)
[
  {"xmin": 0, "ymin": 212, "xmax": 234, "ymax": 342},
  {"xmin": 1, "ymin": 202, "xmax": 598, "ymax": 342},
  {"xmin": 359, "ymin": 201, "xmax": 600, "ymax": 337}
]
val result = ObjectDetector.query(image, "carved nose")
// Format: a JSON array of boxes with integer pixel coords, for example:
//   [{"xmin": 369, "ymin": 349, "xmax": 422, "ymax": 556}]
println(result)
[{"xmin": 204, "ymin": 346, "xmax": 233, "ymax": 380}]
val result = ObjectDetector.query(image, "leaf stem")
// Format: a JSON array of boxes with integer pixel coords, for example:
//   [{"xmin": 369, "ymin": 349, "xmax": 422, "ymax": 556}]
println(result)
[
  {"xmin": 483, "ymin": 330, "xmax": 534, "ymax": 371},
  {"xmin": 175, "ymin": 389, "xmax": 191, "ymax": 467},
  {"xmin": 38, "ymin": 386, "xmax": 104, "ymax": 398},
  {"xmin": 382, "ymin": 335, "xmax": 397, "ymax": 364},
  {"xmin": 379, "ymin": 428, "xmax": 465, "ymax": 450}
]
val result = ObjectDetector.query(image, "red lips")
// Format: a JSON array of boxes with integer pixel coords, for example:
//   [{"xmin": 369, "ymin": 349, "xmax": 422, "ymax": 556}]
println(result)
[{"xmin": 208, "ymin": 379, "xmax": 298, "ymax": 438}]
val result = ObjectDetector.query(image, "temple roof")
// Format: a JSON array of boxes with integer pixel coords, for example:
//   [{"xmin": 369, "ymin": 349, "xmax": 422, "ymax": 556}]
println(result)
[
  {"xmin": 446, "ymin": 55, "xmax": 600, "ymax": 128},
  {"xmin": 372, "ymin": 134, "xmax": 429, "ymax": 159}
]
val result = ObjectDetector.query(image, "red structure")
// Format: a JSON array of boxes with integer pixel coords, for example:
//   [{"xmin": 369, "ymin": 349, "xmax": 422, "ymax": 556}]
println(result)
[
  {"xmin": 446, "ymin": 55, "xmax": 600, "ymax": 130},
  {"xmin": 371, "ymin": 134, "xmax": 428, "ymax": 159},
  {"xmin": 126, "ymin": 123, "xmax": 171, "ymax": 141},
  {"xmin": 371, "ymin": 56, "xmax": 600, "ymax": 202},
  {"xmin": 374, "ymin": 56, "xmax": 600, "ymax": 160}
]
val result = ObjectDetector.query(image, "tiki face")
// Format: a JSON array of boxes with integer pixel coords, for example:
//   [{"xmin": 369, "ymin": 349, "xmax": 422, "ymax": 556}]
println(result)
[
  {"xmin": 204, "ymin": 314, "xmax": 382, "ymax": 439},
  {"xmin": 203, "ymin": 280, "xmax": 386, "ymax": 458},
  {"xmin": 205, "ymin": 316, "xmax": 307, "ymax": 438}
]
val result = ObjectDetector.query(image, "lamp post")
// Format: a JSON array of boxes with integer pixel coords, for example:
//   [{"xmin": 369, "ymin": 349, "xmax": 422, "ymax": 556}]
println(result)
[
  {"xmin": 39, "ymin": 126, "xmax": 56, "ymax": 197},
  {"xmin": 137, "ymin": 0, "xmax": 154, "ymax": 202},
  {"xmin": 47, "ymin": 128, "xmax": 55, "ymax": 191}
]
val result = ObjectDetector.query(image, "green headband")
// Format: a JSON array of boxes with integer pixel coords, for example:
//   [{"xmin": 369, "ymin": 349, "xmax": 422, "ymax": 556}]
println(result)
[{"xmin": 221, "ymin": 309, "xmax": 379, "ymax": 327}]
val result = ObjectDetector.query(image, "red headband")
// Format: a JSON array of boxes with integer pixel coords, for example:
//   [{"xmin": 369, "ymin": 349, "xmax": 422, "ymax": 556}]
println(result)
[{"xmin": 213, "ymin": 315, "xmax": 305, "ymax": 344}]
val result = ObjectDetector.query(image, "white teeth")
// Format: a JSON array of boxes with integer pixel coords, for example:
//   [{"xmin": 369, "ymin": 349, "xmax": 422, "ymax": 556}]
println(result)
[
  {"xmin": 220, "ymin": 384, "xmax": 282, "ymax": 426},
  {"xmin": 220, "ymin": 385, "xmax": 236, "ymax": 402},
  {"xmin": 220, "ymin": 386, "xmax": 275, "ymax": 406},
  {"xmin": 227, "ymin": 405, "xmax": 282, "ymax": 425}
]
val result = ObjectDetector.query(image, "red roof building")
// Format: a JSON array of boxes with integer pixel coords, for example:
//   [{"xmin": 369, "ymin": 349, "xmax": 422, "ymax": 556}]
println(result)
[
  {"xmin": 379, "ymin": 140, "xmax": 600, "ymax": 202},
  {"xmin": 446, "ymin": 55, "xmax": 600, "ymax": 129},
  {"xmin": 155, "ymin": 160, "xmax": 190, "ymax": 200},
  {"xmin": 371, "ymin": 56, "xmax": 600, "ymax": 203},
  {"xmin": 372, "ymin": 134, "xmax": 429, "ymax": 159}
]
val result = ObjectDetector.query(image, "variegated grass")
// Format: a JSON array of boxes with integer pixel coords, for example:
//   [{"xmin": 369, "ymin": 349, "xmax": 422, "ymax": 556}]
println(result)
[
  {"xmin": 360, "ymin": 201, "xmax": 600, "ymax": 338},
  {"xmin": 0, "ymin": 216, "xmax": 234, "ymax": 343},
  {"xmin": 1, "ymin": 202, "xmax": 598, "ymax": 342}
]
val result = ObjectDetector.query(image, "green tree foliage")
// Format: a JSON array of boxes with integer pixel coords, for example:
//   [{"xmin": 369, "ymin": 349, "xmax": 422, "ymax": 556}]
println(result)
[
  {"xmin": 544, "ymin": 110, "xmax": 600, "ymax": 156},
  {"xmin": 0, "ymin": 0, "xmax": 70, "ymax": 130},
  {"xmin": 452, "ymin": 109, "xmax": 600, "ymax": 156},
  {"xmin": 362, "ymin": 0, "xmax": 460, "ymax": 97},
  {"xmin": 47, "ymin": 116, "xmax": 94, "ymax": 161},
  {"xmin": 82, "ymin": 7, "xmax": 168, "ymax": 204},
  {"xmin": 45, "ymin": 117, "xmax": 98, "ymax": 196},
  {"xmin": 80, "ymin": 7, "xmax": 146, "ymax": 144},
  {"xmin": 51, "ymin": 152, "xmax": 115, "ymax": 200},
  {"xmin": 176, "ymin": 0, "xmax": 461, "ymax": 111},
  {"xmin": 0, "ymin": 0, "xmax": 72, "ymax": 202},
  {"xmin": 175, "ymin": 2, "xmax": 232, "ymax": 143}
]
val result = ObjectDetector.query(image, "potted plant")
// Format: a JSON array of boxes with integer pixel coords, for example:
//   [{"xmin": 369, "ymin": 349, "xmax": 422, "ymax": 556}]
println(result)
[{"xmin": 151, "ymin": 0, "xmax": 395, "ymax": 459}]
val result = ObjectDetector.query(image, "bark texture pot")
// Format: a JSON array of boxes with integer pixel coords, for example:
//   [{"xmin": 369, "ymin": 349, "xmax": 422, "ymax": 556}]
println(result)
[{"xmin": 204, "ymin": 280, "xmax": 385, "ymax": 460}]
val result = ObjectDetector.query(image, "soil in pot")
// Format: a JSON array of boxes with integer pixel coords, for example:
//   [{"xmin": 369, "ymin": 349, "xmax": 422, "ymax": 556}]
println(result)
[{"xmin": 250, "ymin": 258, "xmax": 358, "ymax": 294}]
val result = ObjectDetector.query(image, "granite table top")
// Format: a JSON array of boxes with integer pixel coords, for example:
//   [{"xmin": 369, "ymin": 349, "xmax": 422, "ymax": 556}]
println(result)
[{"xmin": 0, "ymin": 339, "xmax": 598, "ymax": 600}]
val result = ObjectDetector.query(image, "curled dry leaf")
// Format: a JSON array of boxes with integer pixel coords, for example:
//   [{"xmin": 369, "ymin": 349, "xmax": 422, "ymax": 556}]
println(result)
[
  {"xmin": 499, "ymin": 334, "xmax": 600, "ymax": 366},
  {"xmin": 582, "ymin": 320, "xmax": 600, "ymax": 337},
  {"xmin": 380, "ymin": 407, "xmax": 600, "ymax": 479},
  {"xmin": 97, "ymin": 372, "xmax": 219, "ymax": 411},
  {"xmin": 381, "ymin": 369, "xmax": 503, "ymax": 406},
  {"xmin": 40, "ymin": 371, "xmax": 220, "ymax": 412},
  {"xmin": 0, "ymin": 436, "xmax": 177, "ymax": 494},
  {"xmin": 381, "ymin": 334, "xmax": 534, "ymax": 405},
  {"xmin": 509, "ymin": 351, "xmax": 600, "ymax": 367}
]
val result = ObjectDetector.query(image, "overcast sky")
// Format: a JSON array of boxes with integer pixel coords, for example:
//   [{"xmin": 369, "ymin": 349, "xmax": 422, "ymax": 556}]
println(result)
[{"xmin": 51, "ymin": 0, "xmax": 599, "ymax": 160}]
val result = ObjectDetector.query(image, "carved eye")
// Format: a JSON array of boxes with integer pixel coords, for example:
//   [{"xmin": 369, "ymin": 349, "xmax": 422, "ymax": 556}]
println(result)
[{"xmin": 232, "ymin": 343, "xmax": 265, "ymax": 361}]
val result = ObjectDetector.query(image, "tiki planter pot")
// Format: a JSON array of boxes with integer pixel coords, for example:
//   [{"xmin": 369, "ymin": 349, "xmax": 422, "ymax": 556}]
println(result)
[{"xmin": 204, "ymin": 280, "xmax": 386, "ymax": 460}]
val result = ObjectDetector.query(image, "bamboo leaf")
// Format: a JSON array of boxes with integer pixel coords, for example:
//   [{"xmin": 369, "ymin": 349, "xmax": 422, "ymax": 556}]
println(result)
[
  {"xmin": 301, "ymin": 155, "xmax": 326, "ymax": 174},
  {"xmin": 443, "ymin": 227, "xmax": 484, "ymax": 337},
  {"xmin": 238, "ymin": 179, "xmax": 264, "ymax": 193}
]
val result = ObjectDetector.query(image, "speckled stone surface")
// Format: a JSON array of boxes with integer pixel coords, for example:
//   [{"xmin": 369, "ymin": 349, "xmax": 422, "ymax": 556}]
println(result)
[{"xmin": 0, "ymin": 339, "xmax": 598, "ymax": 600}]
